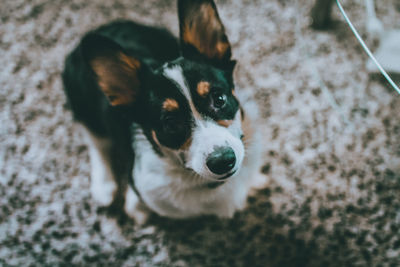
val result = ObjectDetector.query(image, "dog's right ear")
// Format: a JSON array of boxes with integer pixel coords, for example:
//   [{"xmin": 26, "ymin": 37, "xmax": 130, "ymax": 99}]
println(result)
[
  {"xmin": 178, "ymin": 0, "xmax": 233, "ymax": 69},
  {"xmin": 81, "ymin": 34, "xmax": 142, "ymax": 107}
]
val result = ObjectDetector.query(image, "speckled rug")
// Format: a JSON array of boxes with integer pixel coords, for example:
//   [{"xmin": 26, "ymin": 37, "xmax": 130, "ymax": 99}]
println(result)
[{"xmin": 1, "ymin": 0, "xmax": 399, "ymax": 266}]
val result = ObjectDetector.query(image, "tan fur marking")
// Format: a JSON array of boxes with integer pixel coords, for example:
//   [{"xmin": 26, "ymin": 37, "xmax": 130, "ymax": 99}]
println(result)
[
  {"xmin": 217, "ymin": 120, "xmax": 233, "ymax": 128},
  {"xmin": 182, "ymin": 3, "xmax": 229, "ymax": 60},
  {"xmin": 241, "ymin": 109, "xmax": 253, "ymax": 145},
  {"xmin": 197, "ymin": 81, "xmax": 210, "ymax": 97},
  {"xmin": 183, "ymin": 24, "xmax": 197, "ymax": 49},
  {"xmin": 119, "ymin": 53, "xmax": 141, "ymax": 69},
  {"xmin": 179, "ymin": 137, "xmax": 192, "ymax": 150},
  {"xmin": 152, "ymin": 130, "xmax": 161, "ymax": 147},
  {"xmin": 216, "ymin": 41, "xmax": 229, "ymax": 58},
  {"xmin": 163, "ymin": 98, "xmax": 179, "ymax": 111},
  {"xmin": 91, "ymin": 53, "xmax": 141, "ymax": 106}
]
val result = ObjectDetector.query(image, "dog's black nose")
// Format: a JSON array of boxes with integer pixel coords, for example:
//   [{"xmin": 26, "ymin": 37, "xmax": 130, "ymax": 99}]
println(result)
[{"xmin": 206, "ymin": 147, "xmax": 236, "ymax": 175}]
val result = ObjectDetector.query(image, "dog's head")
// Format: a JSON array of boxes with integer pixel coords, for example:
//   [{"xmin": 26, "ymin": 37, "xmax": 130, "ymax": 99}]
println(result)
[{"xmin": 82, "ymin": 0, "xmax": 248, "ymax": 181}]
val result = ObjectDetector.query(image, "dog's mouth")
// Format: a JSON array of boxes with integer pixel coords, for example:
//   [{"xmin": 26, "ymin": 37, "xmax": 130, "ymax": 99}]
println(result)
[
  {"xmin": 220, "ymin": 170, "xmax": 236, "ymax": 180},
  {"xmin": 205, "ymin": 171, "xmax": 236, "ymax": 189},
  {"xmin": 208, "ymin": 169, "xmax": 237, "ymax": 182},
  {"xmin": 184, "ymin": 167, "xmax": 237, "ymax": 181},
  {"xmin": 206, "ymin": 180, "xmax": 225, "ymax": 189}
]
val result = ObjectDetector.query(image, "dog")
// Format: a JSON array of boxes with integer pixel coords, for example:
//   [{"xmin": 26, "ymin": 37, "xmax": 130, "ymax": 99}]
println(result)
[{"xmin": 62, "ymin": 0, "xmax": 263, "ymax": 223}]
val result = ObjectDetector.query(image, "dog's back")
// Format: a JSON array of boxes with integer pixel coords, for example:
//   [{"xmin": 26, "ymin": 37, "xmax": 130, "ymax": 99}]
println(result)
[{"xmin": 62, "ymin": 20, "xmax": 179, "ymax": 137}]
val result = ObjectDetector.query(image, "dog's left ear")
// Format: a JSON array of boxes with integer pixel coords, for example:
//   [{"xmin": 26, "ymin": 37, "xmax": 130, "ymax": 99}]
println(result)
[
  {"xmin": 81, "ymin": 34, "xmax": 143, "ymax": 107},
  {"xmin": 178, "ymin": 0, "xmax": 235, "ymax": 70}
]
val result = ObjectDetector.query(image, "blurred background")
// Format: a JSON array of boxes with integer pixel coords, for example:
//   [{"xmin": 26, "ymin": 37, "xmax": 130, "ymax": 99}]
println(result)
[{"xmin": 0, "ymin": 0, "xmax": 399, "ymax": 266}]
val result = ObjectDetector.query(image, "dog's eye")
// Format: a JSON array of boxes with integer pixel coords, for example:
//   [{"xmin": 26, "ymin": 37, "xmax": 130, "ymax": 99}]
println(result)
[{"xmin": 211, "ymin": 92, "xmax": 227, "ymax": 109}]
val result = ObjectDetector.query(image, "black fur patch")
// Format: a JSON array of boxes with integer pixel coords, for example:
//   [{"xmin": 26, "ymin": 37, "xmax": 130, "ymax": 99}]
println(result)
[{"xmin": 142, "ymin": 74, "xmax": 194, "ymax": 150}]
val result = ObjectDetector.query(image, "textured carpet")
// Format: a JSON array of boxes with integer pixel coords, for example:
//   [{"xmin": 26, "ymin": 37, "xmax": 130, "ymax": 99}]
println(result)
[{"xmin": 1, "ymin": 0, "xmax": 399, "ymax": 266}]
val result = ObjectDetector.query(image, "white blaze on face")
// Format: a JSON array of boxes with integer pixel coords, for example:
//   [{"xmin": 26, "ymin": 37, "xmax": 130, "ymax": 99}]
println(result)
[
  {"xmin": 163, "ymin": 65, "xmax": 245, "ymax": 180},
  {"xmin": 163, "ymin": 65, "xmax": 201, "ymax": 119}
]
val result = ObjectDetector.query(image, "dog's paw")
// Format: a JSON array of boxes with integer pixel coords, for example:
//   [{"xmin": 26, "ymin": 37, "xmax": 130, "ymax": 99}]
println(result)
[
  {"xmin": 90, "ymin": 163, "xmax": 117, "ymax": 206},
  {"xmin": 90, "ymin": 179, "xmax": 117, "ymax": 206},
  {"xmin": 89, "ymin": 147, "xmax": 118, "ymax": 206},
  {"xmin": 124, "ymin": 186, "xmax": 149, "ymax": 225}
]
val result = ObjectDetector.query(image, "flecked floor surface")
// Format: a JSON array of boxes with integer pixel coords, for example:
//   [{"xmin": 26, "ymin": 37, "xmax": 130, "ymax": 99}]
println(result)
[{"xmin": 1, "ymin": 0, "xmax": 400, "ymax": 266}]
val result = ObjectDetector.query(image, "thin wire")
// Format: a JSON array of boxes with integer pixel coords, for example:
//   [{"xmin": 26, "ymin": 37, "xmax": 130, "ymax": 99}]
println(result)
[{"xmin": 336, "ymin": 0, "xmax": 400, "ymax": 95}]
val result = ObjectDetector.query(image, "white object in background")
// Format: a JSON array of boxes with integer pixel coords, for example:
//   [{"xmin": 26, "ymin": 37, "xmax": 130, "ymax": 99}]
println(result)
[
  {"xmin": 365, "ymin": 0, "xmax": 400, "ymax": 74},
  {"xmin": 366, "ymin": 30, "xmax": 400, "ymax": 74},
  {"xmin": 365, "ymin": 0, "xmax": 384, "ymax": 41}
]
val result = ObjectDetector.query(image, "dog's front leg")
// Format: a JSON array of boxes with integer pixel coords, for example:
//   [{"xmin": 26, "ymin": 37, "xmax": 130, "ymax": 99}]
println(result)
[
  {"xmin": 81, "ymin": 125, "xmax": 117, "ymax": 207},
  {"xmin": 124, "ymin": 186, "xmax": 149, "ymax": 225}
]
